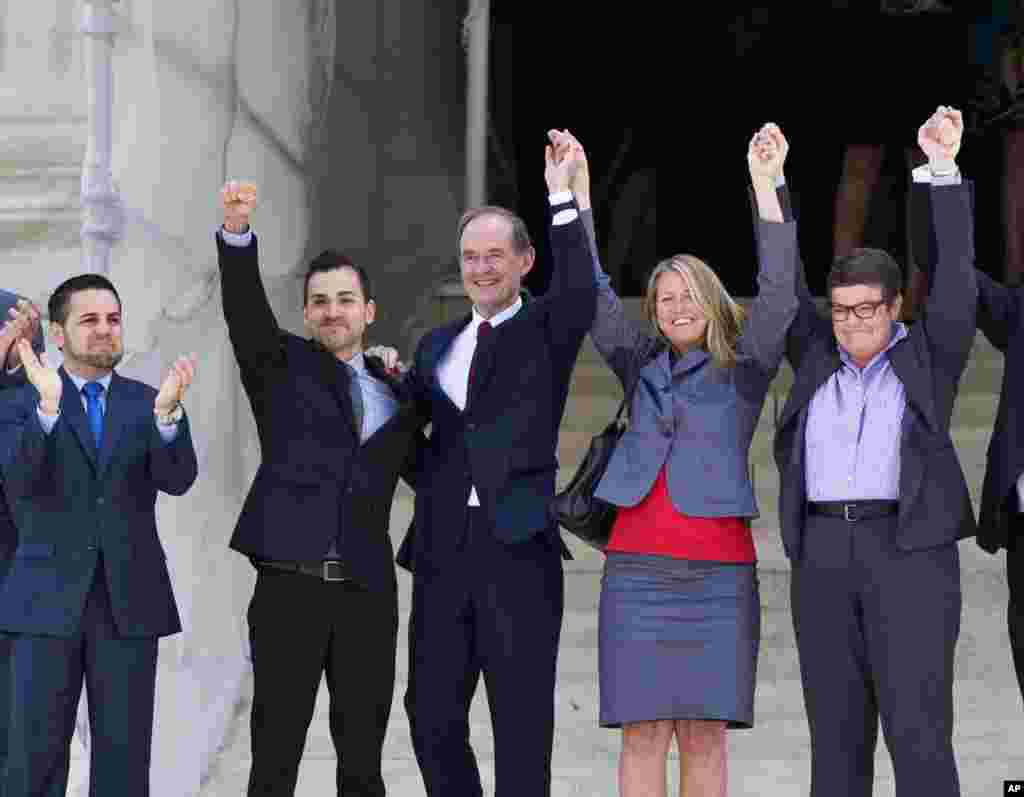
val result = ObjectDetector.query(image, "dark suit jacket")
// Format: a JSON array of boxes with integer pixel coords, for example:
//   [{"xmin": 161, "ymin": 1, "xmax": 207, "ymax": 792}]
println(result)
[
  {"xmin": 398, "ymin": 198, "xmax": 597, "ymax": 571},
  {"xmin": 218, "ymin": 234, "xmax": 425, "ymax": 592},
  {"xmin": 772, "ymin": 181, "xmax": 977, "ymax": 560},
  {"xmin": 0, "ymin": 368, "xmax": 197, "ymax": 637}
]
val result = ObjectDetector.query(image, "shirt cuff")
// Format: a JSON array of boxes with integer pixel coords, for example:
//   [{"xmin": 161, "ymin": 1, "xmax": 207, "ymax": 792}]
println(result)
[
  {"xmin": 548, "ymin": 191, "xmax": 573, "ymax": 206},
  {"xmin": 36, "ymin": 406, "xmax": 59, "ymax": 435},
  {"xmin": 218, "ymin": 226, "xmax": 253, "ymax": 247},
  {"xmin": 6, "ymin": 363, "xmax": 23, "ymax": 376},
  {"xmin": 775, "ymin": 175, "xmax": 786, "ymax": 188},
  {"xmin": 154, "ymin": 419, "xmax": 180, "ymax": 443},
  {"xmin": 912, "ymin": 164, "xmax": 962, "ymax": 186}
]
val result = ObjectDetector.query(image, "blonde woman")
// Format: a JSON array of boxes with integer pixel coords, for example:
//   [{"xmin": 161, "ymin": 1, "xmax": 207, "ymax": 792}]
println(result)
[{"xmin": 563, "ymin": 126, "xmax": 796, "ymax": 796}]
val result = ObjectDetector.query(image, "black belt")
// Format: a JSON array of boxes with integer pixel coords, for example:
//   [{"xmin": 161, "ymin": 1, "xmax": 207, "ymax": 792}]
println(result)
[
  {"xmin": 808, "ymin": 500, "xmax": 899, "ymax": 522},
  {"xmin": 257, "ymin": 559, "xmax": 351, "ymax": 583}
]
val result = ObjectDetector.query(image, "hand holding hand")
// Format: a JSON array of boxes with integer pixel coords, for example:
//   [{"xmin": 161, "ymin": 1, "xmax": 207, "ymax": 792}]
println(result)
[
  {"xmin": 154, "ymin": 354, "xmax": 197, "ymax": 415},
  {"xmin": 18, "ymin": 340, "xmax": 61, "ymax": 413},
  {"xmin": 748, "ymin": 123, "xmax": 788, "ymax": 183},
  {"xmin": 544, "ymin": 129, "xmax": 575, "ymax": 195},
  {"xmin": 364, "ymin": 345, "xmax": 405, "ymax": 374},
  {"xmin": 917, "ymin": 106, "xmax": 962, "ymax": 173},
  {"xmin": 550, "ymin": 129, "xmax": 591, "ymax": 210},
  {"xmin": 221, "ymin": 181, "xmax": 258, "ymax": 234}
]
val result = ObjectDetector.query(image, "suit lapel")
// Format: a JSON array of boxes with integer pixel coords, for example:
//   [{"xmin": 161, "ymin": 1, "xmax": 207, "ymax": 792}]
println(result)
[
  {"xmin": 424, "ymin": 316, "xmax": 469, "ymax": 411},
  {"xmin": 887, "ymin": 340, "xmax": 938, "ymax": 434},
  {"xmin": 779, "ymin": 343, "xmax": 842, "ymax": 433},
  {"xmin": 310, "ymin": 340, "xmax": 359, "ymax": 441},
  {"xmin": 96, "ymin": 372, "xmax": 128, "ymax": 479},
  {"xmin": 59, "ymin": 368, "xmax": 98, "ymax": 468}
]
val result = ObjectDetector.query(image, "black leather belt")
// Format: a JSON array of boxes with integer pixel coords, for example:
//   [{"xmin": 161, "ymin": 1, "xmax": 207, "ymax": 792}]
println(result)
[
  {"xmin": 257, "ymin": 559, "xmax": 350, "ymax": 582},
  {"xmin": 808, "ymin": 500, "xmax": 899, "ymax": 522}
]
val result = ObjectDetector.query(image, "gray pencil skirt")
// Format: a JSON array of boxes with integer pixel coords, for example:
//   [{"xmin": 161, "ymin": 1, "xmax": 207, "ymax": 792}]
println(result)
[{"xmin": 598, "ymin": 552, "xmax": 760, "ymax": 729}]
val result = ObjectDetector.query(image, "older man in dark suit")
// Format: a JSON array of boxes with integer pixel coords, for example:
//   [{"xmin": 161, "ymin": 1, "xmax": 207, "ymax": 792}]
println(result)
[
  {"xmin": 761, "ymin": 107, "xmax": 976, "ymax": 797},
  {"xmin": 396, "ymin": 134, "xmax": 596, "ymax": 795},
  {"xmin": 0, "ymin": 274, "xmax": 197, "ymax": 797}
]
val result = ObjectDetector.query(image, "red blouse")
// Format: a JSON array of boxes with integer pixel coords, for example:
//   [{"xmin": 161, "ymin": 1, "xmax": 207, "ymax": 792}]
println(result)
[{"xmin": 606, "ymin": 465, "xmax": 756, "ymax": 563}]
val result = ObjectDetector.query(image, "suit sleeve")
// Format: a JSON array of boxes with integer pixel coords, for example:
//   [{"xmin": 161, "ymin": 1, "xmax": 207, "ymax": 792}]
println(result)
[
  {"xmin": 217, "ymin": 232, "xmax": 287, "ymax": 405},
  {"xmin": 749, "ymin": 184, "xmax": 827, "ymax": 371},
  {"xmin": 735, "ymin": 214, "xmax": 800, "ymax": 401},
  {"xmin": 146, "ymin": 411, "xmax": 198, "ymax": 496},
  {"xmin": 0, "ymin": 390, "xmax": 54, "ymax": 498},
  {"xmin": 581, "ymin": 209, "xmax": 649, "ymax": 389},
  {"xmin": 543, "ymin": 201, "xmax": 599, "ymax": 372},
  {"xmin": 910, "ymin": 180, "xmax": 1016, "ymax": 353},
  {"xmin": 921, "ymin": 181, "xmax": 978, "ymax": 376}
]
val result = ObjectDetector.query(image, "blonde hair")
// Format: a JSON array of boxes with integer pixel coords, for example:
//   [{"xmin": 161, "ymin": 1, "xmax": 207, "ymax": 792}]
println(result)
[{"xmin": 642, "ymin": 254, "xmax": 746, "ymax": 369}]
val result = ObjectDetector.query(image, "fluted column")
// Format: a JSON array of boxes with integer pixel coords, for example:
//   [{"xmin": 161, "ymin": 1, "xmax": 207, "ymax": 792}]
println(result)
[
  {"xmin": 80, "ymin": 0, "xmax": 122, "ymax": 274},
  {"xmin": 464, "ymin": 0, "xmax": 490, "ymax": 209}
]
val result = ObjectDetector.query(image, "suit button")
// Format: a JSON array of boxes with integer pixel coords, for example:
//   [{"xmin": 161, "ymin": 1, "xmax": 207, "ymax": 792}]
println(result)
[
  {"xmin": 660, "ymin": 419, "xmax": 673, "ymax": 437},
  {"xmin": 466, "ymin": 423, "xmax": 477, "ymax": 432},
  {"xmin": 96, "ymin": 497, "xmax": 105, "ymax": 506}
]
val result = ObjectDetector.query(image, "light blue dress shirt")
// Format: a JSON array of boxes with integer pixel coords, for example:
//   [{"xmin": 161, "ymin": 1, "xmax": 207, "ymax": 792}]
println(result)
[{"xmin": 37, "ymin": 370, "xmax": 179, "ymax": 443}]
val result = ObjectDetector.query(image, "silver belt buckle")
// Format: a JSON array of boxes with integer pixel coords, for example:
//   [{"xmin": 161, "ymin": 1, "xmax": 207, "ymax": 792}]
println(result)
[
  {"xmin": 322, "ymin": 560, "xmax": 346, "ymax": 582},
  {"xmin": 843, "ymin": 503, "xmax": 858, "ymax": 523}
]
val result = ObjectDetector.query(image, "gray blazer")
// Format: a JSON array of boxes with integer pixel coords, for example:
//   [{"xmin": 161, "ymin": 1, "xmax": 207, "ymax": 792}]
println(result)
[{"xmin": 583, "ymin": 212, "xmax": 799, "ymax": 518}]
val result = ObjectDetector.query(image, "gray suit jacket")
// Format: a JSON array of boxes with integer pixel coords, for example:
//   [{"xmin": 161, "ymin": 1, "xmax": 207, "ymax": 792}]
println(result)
[{"xmin": 583, "ymin": 211, "xmax": 799, "ymax": 518}]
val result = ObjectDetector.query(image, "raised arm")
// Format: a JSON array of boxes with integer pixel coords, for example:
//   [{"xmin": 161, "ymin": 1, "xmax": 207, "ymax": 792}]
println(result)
[
  {"xmin": 540, "ymin": 131, "xmax": 598, "ymax": 369},
  {"xmin": 915, "ymin": 106, "xmax": 978, "ymax": 375},
  {"xmin": 216, "ymin": 181, "xmax": 286, "ymax": 382},
  {"xmin": 558, "ymin": 132, "xmax": 646, "ymax": 388},
  {"xmin": 909, "ymin": 177, "xmax": 1017, "ymax": 353},
  {"xmin": 737, "ymin": 124, "xmax": 800, "ymax": 392},
  {"xmin": 747, "ymin": 125, "xmax": 826, "ymax": 372}
]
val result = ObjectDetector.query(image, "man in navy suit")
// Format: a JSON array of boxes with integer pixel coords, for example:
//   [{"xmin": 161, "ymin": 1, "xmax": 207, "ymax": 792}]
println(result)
[
  {"xmin": 397, "ymin": 134, "xmax": 596, "ymax": 795},
  {"xmin": 216, "ymin": 181, "xmax": 426, "ymax": 796},
  {"xmin": 0, "ymin": 292, "xmax": 44, "ymax": 791},
  {"xmin": 766, "ymin": 108, "xmax": 976, "ymax": 796},
  {"xmin": 0, "ymin": 274, "xmax": 198, "ymax": 797}
]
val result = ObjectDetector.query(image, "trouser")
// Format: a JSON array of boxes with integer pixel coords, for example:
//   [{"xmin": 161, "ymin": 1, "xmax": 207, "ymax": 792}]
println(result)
[
  {"xmin": 1009, "ymin": 515, "xmax": 1024, "ymax": 705},
  {"xmin": 790, "ymin": 513, "xmax": 961, "ymax": 797},
  {"xmin": 246, "ymin": 567, "xmax": 398, "ymax": 797},
  {"xmin": 404, "ymin": 508, "xmax": 564, "ymax": 797},
  {"xmin": 3, "ymin": 560, "xmax": 157, "ymax": 797}
]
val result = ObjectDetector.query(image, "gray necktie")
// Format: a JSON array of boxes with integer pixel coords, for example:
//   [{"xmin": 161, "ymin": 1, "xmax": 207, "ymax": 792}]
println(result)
[{"xmin": 347, "ymin": 362, "xmax": 364, "ymax": 442}]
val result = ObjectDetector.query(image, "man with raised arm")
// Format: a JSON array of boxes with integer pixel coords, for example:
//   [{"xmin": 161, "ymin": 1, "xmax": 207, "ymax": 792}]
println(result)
[
  {"xmin": 0, "ymin": 274, "xmax": 197, "ymax": 797},
  {"xmin": 216, "ymin": 184, "xmax": 426, "ymax": 796},
  {"xmin": 759, "ymin": 108, "xmax": 976, "ymax": 796},
  {"xmin": 395, "ymin": 135, "xmax": 596, "ymax": 795}
]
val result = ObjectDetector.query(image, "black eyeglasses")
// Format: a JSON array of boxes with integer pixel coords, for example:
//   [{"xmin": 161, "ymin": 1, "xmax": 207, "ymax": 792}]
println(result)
[{"xmin": 829, "ymin": 300, "xmax": 888, "ymax": 321}]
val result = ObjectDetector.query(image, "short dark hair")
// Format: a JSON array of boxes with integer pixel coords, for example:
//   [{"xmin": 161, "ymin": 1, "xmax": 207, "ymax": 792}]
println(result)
[
  {"xmin": 303, "ymin": 250, "xmax": 373, "ymax": 305},
  {"xmin": 48, "ymin": 274, "xmax": 122, "ymax": 327},
  {"xmin": 456, "ymin": 206, "xmax": 533, "ymax": 255},
  {"xmin": 826, "ymin": 248, "xmax": 903, "ymax": 304}
]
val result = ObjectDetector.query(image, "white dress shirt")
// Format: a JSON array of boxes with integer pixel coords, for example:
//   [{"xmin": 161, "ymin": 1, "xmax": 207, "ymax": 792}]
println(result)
[{"xmin": 437, "ymin": 190, "xmax": 578, "ymax": 506}]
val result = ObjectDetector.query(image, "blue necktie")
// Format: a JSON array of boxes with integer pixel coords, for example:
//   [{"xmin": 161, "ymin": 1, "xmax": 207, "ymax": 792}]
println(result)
[
  {"xmin": 346, "ymin": 363, "xmax": 364, "ymax": 442},
  {"xmin": 82, "ymin": 382, "xmax": 105, "ymax": 450}
]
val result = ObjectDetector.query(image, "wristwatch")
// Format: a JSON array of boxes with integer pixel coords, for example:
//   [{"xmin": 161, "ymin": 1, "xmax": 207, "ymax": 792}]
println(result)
[{"xmin": 155, "ymin": 404, "xmax": 184, "ymax": 425}]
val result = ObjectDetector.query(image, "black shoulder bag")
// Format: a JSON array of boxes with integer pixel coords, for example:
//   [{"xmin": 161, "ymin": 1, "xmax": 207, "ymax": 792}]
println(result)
[{"xmin": 551, "ymin": 339, "xmax": 657, "ymax": 551}]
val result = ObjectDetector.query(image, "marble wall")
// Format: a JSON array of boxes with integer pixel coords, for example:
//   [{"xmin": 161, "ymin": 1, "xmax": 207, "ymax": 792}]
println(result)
[{"xmin": 0, "ymin": 1, "xmax": 466, "ymax": 793}]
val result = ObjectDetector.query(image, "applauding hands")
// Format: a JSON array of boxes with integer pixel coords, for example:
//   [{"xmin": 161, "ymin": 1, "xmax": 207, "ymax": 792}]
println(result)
[{"xmin": 1, "ymin": 299, "xmax": 41, "ymax": 370}]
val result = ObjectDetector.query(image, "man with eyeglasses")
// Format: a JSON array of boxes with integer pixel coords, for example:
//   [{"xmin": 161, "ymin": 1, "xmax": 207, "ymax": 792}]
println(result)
[{"xmin": 760, "ymin": 106, "xmax": 976, "ymax": 796}]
